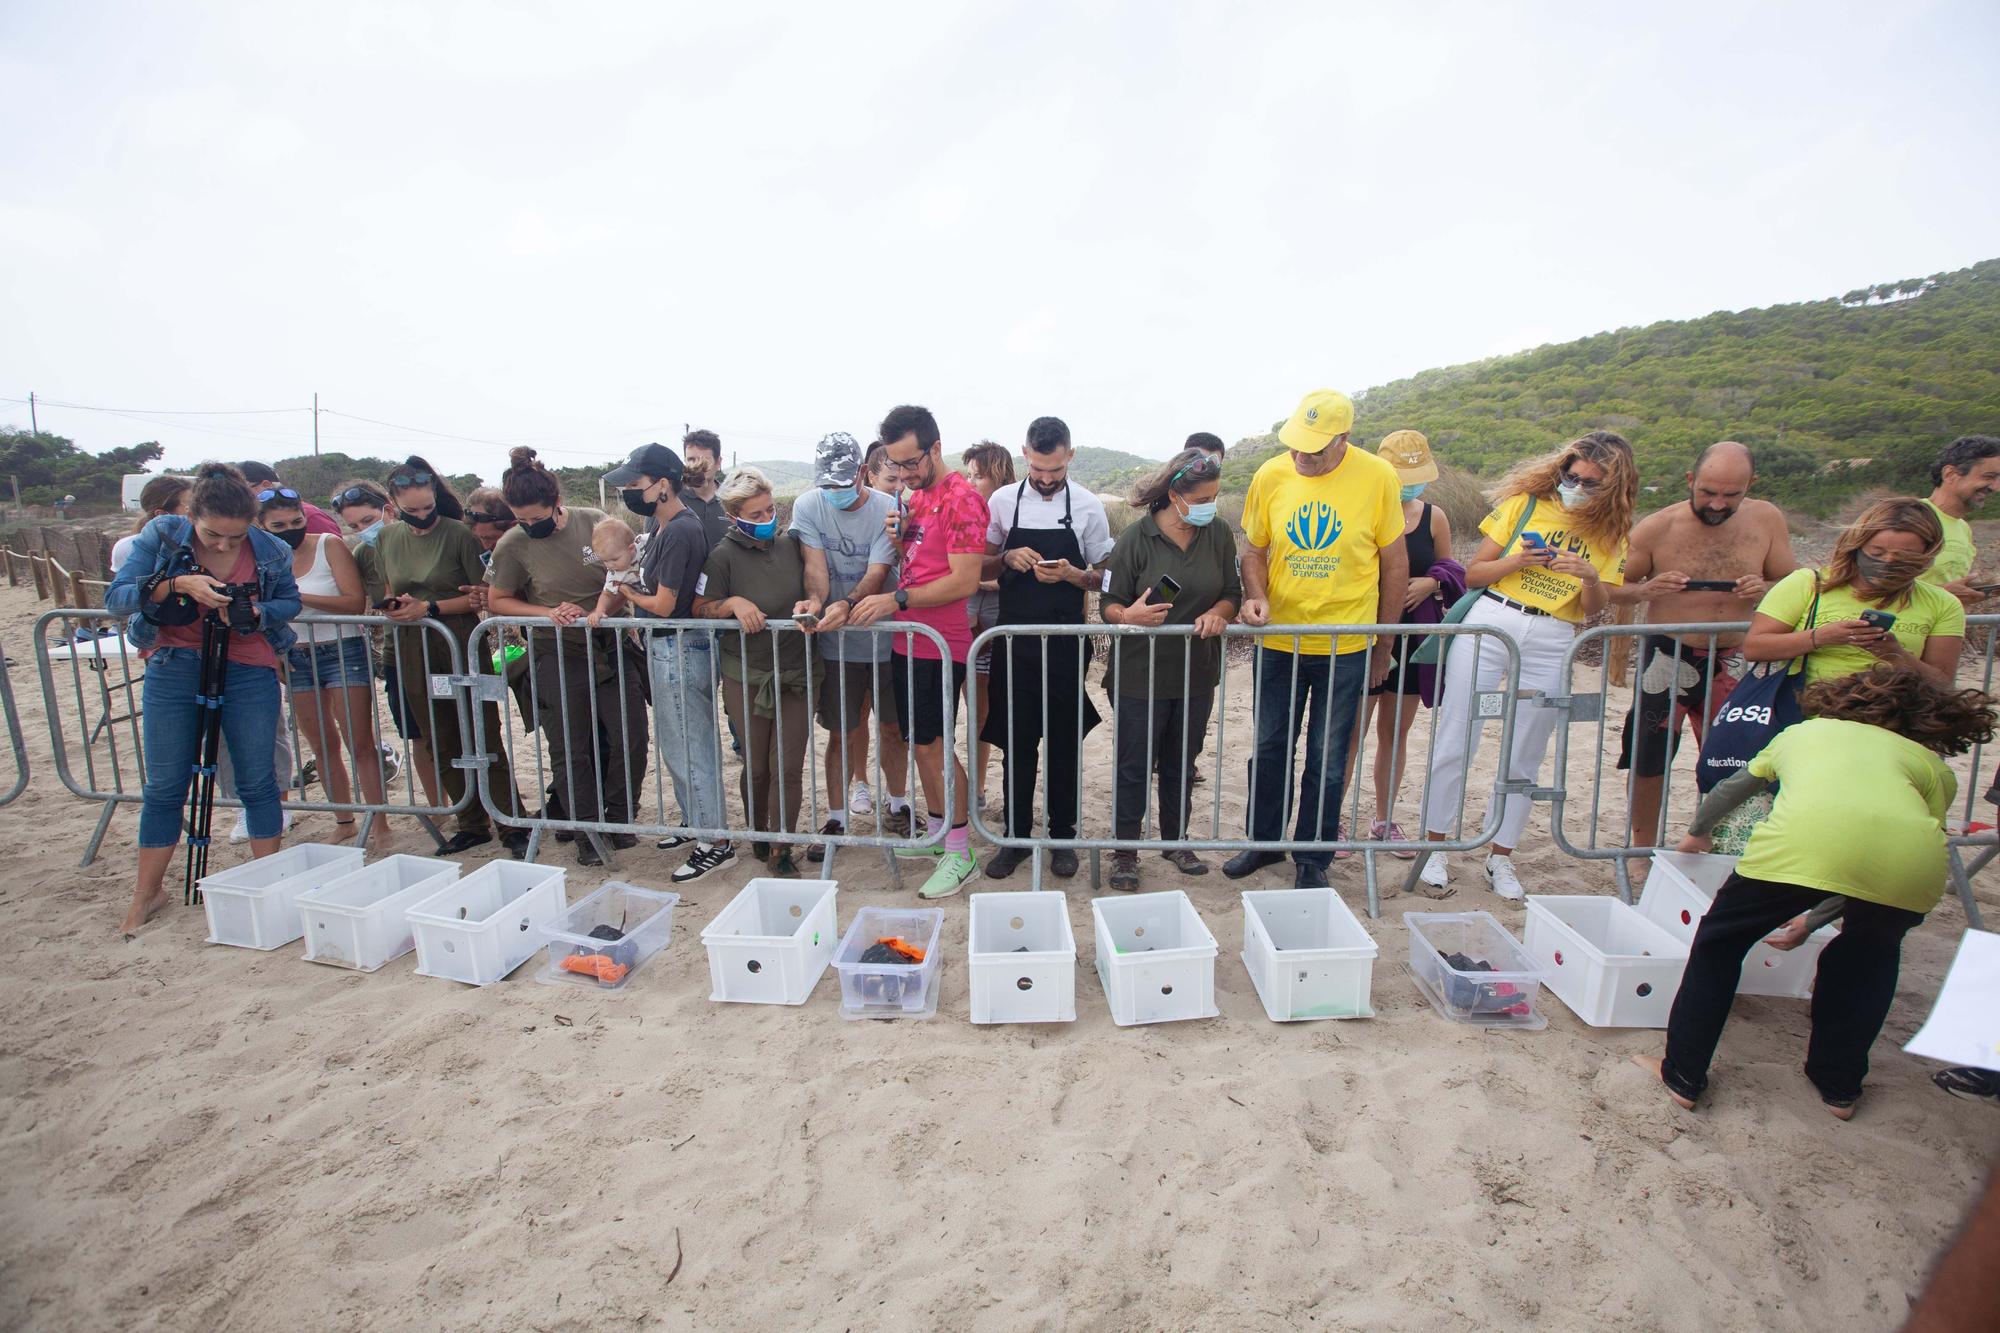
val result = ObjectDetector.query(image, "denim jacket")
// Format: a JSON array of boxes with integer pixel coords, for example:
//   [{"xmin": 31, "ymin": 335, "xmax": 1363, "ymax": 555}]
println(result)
[{"xmin": 104, "ymin": 514, "xmax": 303, "ymax": 654}]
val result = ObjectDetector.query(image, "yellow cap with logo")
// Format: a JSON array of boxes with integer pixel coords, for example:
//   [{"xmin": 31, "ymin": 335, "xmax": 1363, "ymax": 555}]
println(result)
[
  {"xmin": 1276, "ymin": 390, "xmax": 1355, "ymax": 454},
  {"xmin": 1376, "ymin": 429, "xmax": 1438, "ymax": 484}
]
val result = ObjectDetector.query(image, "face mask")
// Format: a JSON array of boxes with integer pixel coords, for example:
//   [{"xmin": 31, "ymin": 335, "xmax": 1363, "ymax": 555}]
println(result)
[
  {"xmin": 272, "ymin": 527, "xmax": 307, "ymax": 550},
  {"xmin": 1854, "ymin": 551, "xmax": 1919, "ymax": 587},
  {"xmin": 524, "ymin": 513, "xmax": 558, "ymax": 540},
  {"xmin": 736, "ymin": 517, "xmax": 778, "ymax": 542},
  {"xmin": 621, "ymin": 486, "xmax": 654, "ymax": 517},
  {"xmin": 1180, "ymin": 499, "xmax": 1218, "ymax": 527},
  {"xmin": 402, "ymin": 508, "xmax": 440, "ymax": 530},
  {"xmin": 822, "ymin": 488, "xmax": 857, "ymax": 509},
  {"xmin": 1557, "ymin": 480, "xmax": 1587, "ymax": 510},
  {"xmin": 1401, "ymin": 483, "xmax": 1428, "ymax": 502}
]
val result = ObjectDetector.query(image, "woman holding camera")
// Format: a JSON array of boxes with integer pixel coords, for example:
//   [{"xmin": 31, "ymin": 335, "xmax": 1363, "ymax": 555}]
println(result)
[{"xmin": 104, "ymin": 463, "xmax": 301, "ymax": 934}]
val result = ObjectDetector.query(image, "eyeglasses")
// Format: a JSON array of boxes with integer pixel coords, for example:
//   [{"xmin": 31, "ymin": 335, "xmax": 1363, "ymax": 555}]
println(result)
[
  {"xmin": 255, "ymin": 487, "xmax": 300, "ymax": 503},
  {"xmin": 389, "ymin": 470, "xmax": 434, "ymax": 490},
  {"xmin": 1560, "ymin": 470, "xmax": 1605, "ymax": 494},
  {"xmin": 466, "ymin": 511, "xmax": 515, "ymax": 527},
  {"xmin": 331, "ymin": 486, "xmax": 381, "ymax": 508},
  {"xmin": 882, "ymin": 452, "xmax": 929, "ymax": 473}
]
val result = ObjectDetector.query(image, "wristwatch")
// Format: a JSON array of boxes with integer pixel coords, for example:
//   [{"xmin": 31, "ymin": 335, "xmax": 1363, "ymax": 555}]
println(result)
[
  {"xmin": 426, "ymin": 599, "xmax": 441, "ymax": 620},
  {"xmin": 894, "ymin": 589, "xmax": 909, "ymax": 610}
]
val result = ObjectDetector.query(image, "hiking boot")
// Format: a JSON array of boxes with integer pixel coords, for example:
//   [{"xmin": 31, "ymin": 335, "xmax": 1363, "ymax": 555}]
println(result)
[
  {"xmin": 1050, "ymin": 848, "xmax": 1079, "ymax": 878},
  {"xmin": 1160, "ymin": 848, "xmax": 1208, "ymax": 876},
  {"xmin": 806, "ymin": 818, "xmax": 843, "ymax": 864},
  {"xmin": 672, "ymin": 842, "xmax": 736, "ymax": 883},
  {"xmin": 918, "ymin": 849, "xmax": 978, "ymax": 899},
  {"xmin": 984, "ymin": 845, "xmax": 1030, "ymax": 879},
  {"xmin": 1108, "ymin": 850, "xmax": 1141, "ymax": 892}
]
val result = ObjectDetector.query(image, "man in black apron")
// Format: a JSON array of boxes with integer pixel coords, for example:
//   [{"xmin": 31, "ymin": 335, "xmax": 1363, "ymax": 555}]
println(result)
[{"xmin": 979, "ymin": 417, "xmax": 1111, "ymax": 879}]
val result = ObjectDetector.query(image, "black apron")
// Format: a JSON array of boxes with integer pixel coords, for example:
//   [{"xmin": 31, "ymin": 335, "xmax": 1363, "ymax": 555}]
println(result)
[{"xmin": 979, "ymin": 479, "xmax": 1101, "ymax": 747}]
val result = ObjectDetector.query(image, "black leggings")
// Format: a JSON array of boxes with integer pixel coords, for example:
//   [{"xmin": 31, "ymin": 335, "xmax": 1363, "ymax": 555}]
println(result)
[{"xmin": 1661, "ymin": 873, "xmax": 1923, "ymax": 1105}]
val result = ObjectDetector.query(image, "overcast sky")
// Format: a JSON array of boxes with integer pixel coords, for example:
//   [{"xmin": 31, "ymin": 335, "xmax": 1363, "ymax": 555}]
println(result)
[{"xmin": 3, "ymin": 1, "xmax": 1996, "ymax": 484}]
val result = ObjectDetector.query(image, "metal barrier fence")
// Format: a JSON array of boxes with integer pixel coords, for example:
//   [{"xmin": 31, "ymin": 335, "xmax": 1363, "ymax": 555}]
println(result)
[
  {"xmin": 33, "ymin": 607, "xmax": 476, "ymax": 865},
  {"xmin": 1552, "ymin": 615, "xmax": 1999, "ymax": 928},
  {"xmin": 0, "ymin": 649, "xmax": 26, "ymax": 807},
  {"xmin": 964, "ymin": 622, "xmax": 1524, "ymax": 917},
  {"xmin": 463, "ymin": 616, "xmax": 956, "ymax": 883}
]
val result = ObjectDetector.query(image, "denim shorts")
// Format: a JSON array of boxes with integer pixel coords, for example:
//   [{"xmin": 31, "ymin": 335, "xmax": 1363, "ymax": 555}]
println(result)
[{"xmin": 286, "ymin": 634, "xmax": 373, "ymax": 692}]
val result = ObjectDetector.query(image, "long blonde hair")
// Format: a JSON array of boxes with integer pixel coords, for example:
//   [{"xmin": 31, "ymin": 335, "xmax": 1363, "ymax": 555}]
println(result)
[
  {"xmin": 1822, "ymin": 497, "xmax": 1942, "ymax": 608},
  {"xmin": 1487, "ymin": 430, "xmax": 1637, "ymax": 550}
]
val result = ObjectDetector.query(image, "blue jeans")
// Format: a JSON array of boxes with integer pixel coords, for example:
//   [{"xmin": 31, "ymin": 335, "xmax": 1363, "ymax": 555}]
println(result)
[
  {"xmin": 140, "ymin": 648, "xmax": 284, "ymax": 848},
  {"xmin": 1246, "ymin": 646, "xmax": 1367, "ymax": 870},
  {"xmin": 649, "ymin": 630, "xmax": 726, "ymax": 836}
]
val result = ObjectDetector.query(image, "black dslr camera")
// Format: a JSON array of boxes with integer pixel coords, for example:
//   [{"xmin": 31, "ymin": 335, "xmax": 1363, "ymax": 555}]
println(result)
[{"xmin": 215, "ymin": 582, "xmax": 260, "ymax": 635}]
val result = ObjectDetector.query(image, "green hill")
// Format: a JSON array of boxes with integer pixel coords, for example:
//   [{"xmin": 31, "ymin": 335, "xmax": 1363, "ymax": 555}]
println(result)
[{"xmin": 1225, "ymin": 258, "xmax": 2000, "ymax": 515}]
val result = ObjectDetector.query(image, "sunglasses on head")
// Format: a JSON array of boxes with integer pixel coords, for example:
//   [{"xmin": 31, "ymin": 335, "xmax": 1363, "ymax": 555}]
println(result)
[
  {"xmin": 256, "ymin": 487, "xmax": 300, "ymax": 503},
  {"xmin": 1170, "ymin": 455, "xmax": 1221, "ymax": 485},
  {"xmin": 331, "ymin": 485, "xmax": 380, "ymax": 508},
  {"xmin": 389, "ymin": 470, "xmax": 434, "ymax": 490},
  {"xmin": 466, "ymin": 511, "xmax": 515, "ymax": 527}
]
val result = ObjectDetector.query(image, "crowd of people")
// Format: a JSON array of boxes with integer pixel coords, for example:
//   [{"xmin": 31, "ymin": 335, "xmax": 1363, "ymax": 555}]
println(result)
[{"xmin": 98, "ymin": 400, "xmax": 2000, "ymax": 1112}]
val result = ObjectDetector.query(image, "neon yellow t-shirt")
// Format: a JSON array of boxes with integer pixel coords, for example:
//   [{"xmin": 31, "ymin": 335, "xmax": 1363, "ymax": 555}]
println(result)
[
  {"xmin": 1479, "ymin": 494, "xmax": 1627, "ymax": 623},
  {"xmin": 1243, "ymin": 448, "xmax": 1405, "ymax": 655},
  {"xmin": 1919, "ymin": 500, "xmax": 1974, "ymax": 586},
  {"xmin": 1755, "ymin": 567, "xmax": 1966, "ymax": 685},
  {"xmin": 1738, "ymin": 718, "xmax": 1955, "ymax": 913}
]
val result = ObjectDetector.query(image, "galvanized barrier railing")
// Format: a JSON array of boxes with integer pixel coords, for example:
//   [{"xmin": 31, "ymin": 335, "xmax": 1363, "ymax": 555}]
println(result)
[
  {"xmin": 462, "ymin": 616, "xmax": 956, "ymax": 880},
  {"xmin": 964, "ymin": 622, "xmax": 1524, "ymax": 917},
  {"xmin": 33, "ymin": 607, "xmax": 475, "ymax": 865},
  {"xmin": 0, "ymin": 648, "xmax": 26, "ymax": 807}
]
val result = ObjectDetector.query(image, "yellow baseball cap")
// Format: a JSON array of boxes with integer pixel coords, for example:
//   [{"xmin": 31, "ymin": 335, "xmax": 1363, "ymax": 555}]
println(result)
[
  {"xmin": 1276, "ymin": 390, "xmax": 1355, "ymax": 454},
  {"xmin": 1376, "ymin": 429, "xmax": 1438, "ymax": 484}
]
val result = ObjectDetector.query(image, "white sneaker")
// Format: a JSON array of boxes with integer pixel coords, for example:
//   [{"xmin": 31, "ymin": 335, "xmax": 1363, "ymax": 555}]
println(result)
[
  {"xmin": 1419, "ymin": 852, "xmax": 1450, "ymax": 891},
  {"xmin": 1484, "ymin": 854, "xmax": 1525, "ymax": 901},
  {"xmin": 230, "ymin": 811, "xmax": 292, "ymax": 843},
  {"xmin": 848, "ymin": 780, "xmax": 873, "ymax": 817}
]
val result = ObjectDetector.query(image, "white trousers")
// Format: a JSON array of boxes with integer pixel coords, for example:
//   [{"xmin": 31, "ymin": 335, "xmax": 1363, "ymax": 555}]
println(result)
[{"xmin": 1421, "ymin": 597, "xmax": 1574, "ymax": 849}]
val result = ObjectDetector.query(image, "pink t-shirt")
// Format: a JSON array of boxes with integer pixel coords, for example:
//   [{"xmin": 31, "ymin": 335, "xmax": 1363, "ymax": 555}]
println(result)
[
  {"xmin": 151, "ymin": 542, "xmax": 280, "ymax": 670},
  {"xmin": 896, "ymin": 470, "xmax": 988, "ymax": 662}
]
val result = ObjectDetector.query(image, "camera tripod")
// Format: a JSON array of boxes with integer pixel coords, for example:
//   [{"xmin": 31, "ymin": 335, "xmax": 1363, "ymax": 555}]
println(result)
[{"xmin": 183, "ymin": 608, "xmax": 238, "ymax": 905}]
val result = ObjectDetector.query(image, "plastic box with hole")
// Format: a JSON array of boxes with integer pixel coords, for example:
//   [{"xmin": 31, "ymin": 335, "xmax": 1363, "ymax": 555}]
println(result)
[
  {"xmin": 1092, "ymin": 890, "xmax": 1219, "ymax": 1026},
  {"xmin": 968, "ymin": 892, "xmax": 1077, "ymax": 1024},
  {"xmin": 198, "ymin": 843, "xmax": 366, "ymax": 950},
  {"xmin": 1240, "ymin": 888, "xmax": 1378, "ymax": 1021},
  {"xmin": 1642, "ymin": 850, "xmax": 1830, "ymax": 998},
  {"xmin": 831, "ymin": 906, "xmax": 945, "ymax": 1019},
  {"xmin": 538, "ymin": 881, "xmax": 680, "ymax": 991},
  {"xmin": 1404, "ymin": 911, "xmax": 1548, "ymax": 1030},
  {"xmin": 406, "ymin": 861, "xmax": 568, "ymax": 985},
  {"xmin": 701, "ymin": 878, "xmax": 838, "ymax": 1005},
  {"xmin": 1523, "ymin": 896, "xmax": 1689, "ymax": 1028},
  {"xmin": 294, "ymin": 855, "xmax": 459, "ymax": 972}
]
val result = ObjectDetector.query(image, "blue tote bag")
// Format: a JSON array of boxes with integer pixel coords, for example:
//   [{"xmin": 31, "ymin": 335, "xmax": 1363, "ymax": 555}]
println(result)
[{"xmin": 1694, "ymin": 576, "xmax": 1819, "ymax": 792}]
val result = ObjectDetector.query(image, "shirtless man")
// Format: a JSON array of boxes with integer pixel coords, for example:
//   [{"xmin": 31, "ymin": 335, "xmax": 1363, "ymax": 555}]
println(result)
[{"xmin": 1610, "ymin": 441, "xmax": 1797, "ymax": 846}]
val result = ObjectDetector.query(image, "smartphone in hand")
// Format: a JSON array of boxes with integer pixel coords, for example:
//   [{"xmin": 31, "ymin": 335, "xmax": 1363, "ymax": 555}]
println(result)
[
  {"xmin": 1858, "ymin": 609, "xmax": 1897, "ymax": 632},
  {"xmin": 1153, "ymin": 575, "xmax": 1182, "ymax": 604},
  {"xmin": 1682, "ymin": 580, "xmax": 1734, "ymax": 592}
]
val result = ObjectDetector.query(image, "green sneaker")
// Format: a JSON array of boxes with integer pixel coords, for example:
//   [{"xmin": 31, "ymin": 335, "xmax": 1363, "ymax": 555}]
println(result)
[
  {"xmin": 917, "ymin": 849, "xmax": 977, "ymax": 899},
  {"xmin": 895, "ymin": 841, "xmax": 946, "ymax": 860}
]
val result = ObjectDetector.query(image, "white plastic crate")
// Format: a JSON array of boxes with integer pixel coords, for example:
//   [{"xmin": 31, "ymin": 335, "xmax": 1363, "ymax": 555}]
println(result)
[
  {"xmin": 1642, "ymin": 851, "xmax": 1831, "ymax": 999},
  {"xmin": 832, "ymin": 906, "xmax": 945, "ymax": 1020},
  {"xmin": 198, "ymin": 843, "xmax": 365, "ymax": 950},
  {"xmin": 1404, "ymin": 911, "xmax": 1547, "ymax": 1030},
  {"xmin": 407, "ymin": 861, "xmax": 568, "ymax": 985},
  {"xmin": 1240, "ymin": 888, "xmax": 1378, "ymax": 1022},
  {"xmin": 1091, "ymin": 890, "xmax": 1219, "ymax": 1026},
  {"xmin": 538, "ymin": 881, "xmax": 680, "ymax": 991},
  {"xmin": 701, "ymin": 878, "xmax": 838, "ymax": 1005},
  {"xmin": 294, "ymin": 855, "xmax": 459, "ymax": 972},
  {"xmin": 968, "ymin": 892, "xmax": 1077, "ymax": 1024},
  {"xmin": 1523, "ymin": 896, "xmax": 1689, "ymax": 1028}
]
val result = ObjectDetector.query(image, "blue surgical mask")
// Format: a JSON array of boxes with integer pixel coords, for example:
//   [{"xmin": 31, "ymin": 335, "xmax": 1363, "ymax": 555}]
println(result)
[
  {"xmin": 1557, "ymin": 480, "xmax": 1587, "ymax": 510},
  {"xmin": 822, "ymin": 488, "xmax": 857, "ymax": 509},
  {"xmin": 1180, "ymin": 499, "xmax": 1218, "ymax": 527},
  {"xmin": 1400, "ymin": 483, "xmax": 1428, "ymax": 502},
  {"xmin": 736, "ymin": 517, "xmax": 778, "ymax": 541}
]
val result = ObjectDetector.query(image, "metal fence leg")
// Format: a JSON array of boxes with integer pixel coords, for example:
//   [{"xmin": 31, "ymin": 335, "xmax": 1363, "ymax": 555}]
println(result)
[
  {"xmin": 883, "ymin": 845, "xmax": 903, "ymax": 891},
  {"xmin": 1088, "ymin": 848, "xmax": 1101, "ymax": 892},
  {"xmin": 525, "ymin": 826, "xmax": 544, "ymax": 865},
  {"xmin": 1613, "ymin": 856, "xmax": 1636, "ymax": 907},
  {"xmin": 1362, "ymin": 848, "xmax": 1379, "ymax": 920},
  {"xmin": 79, "ymin": 799, "xmax": 118, "ymax": 867},
  {"xmin": 1947, "ymin": 845, "xmax": 1987, "ymax": 931}
]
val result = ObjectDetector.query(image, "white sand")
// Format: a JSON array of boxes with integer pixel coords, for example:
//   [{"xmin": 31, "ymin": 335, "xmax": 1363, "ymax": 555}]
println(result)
[{"xmin": 0, "ymin": 580, "xmax": 1995, "ymax": 1330}]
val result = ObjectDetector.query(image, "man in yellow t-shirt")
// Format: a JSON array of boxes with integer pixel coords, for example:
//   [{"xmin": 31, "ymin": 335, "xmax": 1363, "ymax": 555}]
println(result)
[
  {"xmin": 1920, "ymin": 433, "xmax": 2000, "ymax": 606},
  {"xmin": 1226, "ymin": 390, "xmax": 1408, "ymax": 889}
]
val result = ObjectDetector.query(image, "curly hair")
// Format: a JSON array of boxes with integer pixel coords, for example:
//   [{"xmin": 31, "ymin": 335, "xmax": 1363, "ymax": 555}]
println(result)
[
  {"xmin": 1822, "ymin": 497, "xmax": 1943, "ymax": 607},
  {"xmin": 961, "ymin": 441, "xmax": 1014, "ymax": 488},
  {"xmin": 1486, "ymin": 429, "xmax": 1637, "ymax": 550},
  {"xmin": 501, "ymin": 446, "xmax": 562, "ymax": 510},
  {"xmin": 1799, "ymin": 664, "xmax": 1996, "ymax": 756}
]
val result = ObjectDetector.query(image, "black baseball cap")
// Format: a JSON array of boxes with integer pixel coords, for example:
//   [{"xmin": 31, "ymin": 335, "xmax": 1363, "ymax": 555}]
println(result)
[{"xmin": 604, "ymin": 442, "xmax": 685, "ymax": 487}]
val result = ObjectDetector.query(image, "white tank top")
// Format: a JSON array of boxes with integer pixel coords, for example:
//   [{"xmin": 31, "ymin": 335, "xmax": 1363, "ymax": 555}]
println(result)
[{"xmin": 293, "ymin": 535, "xmax": 356, "ymax": 643}]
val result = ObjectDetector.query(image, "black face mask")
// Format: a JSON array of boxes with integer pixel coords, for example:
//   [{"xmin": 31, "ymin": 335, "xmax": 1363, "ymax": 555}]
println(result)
[
  {"xmin": 621, "ymin": 486, "xmax": 654, "ymax": 517},
  {"xmin": 402, "ymin": 508, "xmax": 441, "ymax": 530},
  {"xmin": 272, "ymin": 527, "xmax": 307, "ymax": 550},
  {"xmin": 524, "ymin": 512, "xmax": 559, "ymax": 540}
]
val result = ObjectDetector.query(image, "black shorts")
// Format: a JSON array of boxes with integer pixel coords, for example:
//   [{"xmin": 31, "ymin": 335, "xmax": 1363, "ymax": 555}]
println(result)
[
  {"xmin": 1367, "ymin": 629, "xmax": 1429, "ymax": 700},
  {"xmin": 816, "ymin": 658, "xmax": 903, "ymax": 732},
  {"xmin": 1617, "ymin": 635, "xmax": 1740, "ymax": 777},
  {"xmin": 889, "ymin": 652, "xmax": 966, "ymax": 748}
]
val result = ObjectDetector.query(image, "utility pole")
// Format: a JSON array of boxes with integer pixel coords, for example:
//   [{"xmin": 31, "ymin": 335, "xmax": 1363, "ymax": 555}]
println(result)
[
  {"xmin": 313, "ymin": 392, "xmax": 320, "ymax": 457},
  {"xmin": 28, "ymin": 392, "xmax": 36, "ymax": 434}
]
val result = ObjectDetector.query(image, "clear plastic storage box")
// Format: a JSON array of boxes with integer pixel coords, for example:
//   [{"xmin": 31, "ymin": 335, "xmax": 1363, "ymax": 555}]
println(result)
[
  {"xmin": 294, "ymin": 854, "xmax": 459, "ymax": 972},
  {"xmin": 1404, "ymin": 911, "xmax": 1547, "ymax": 1030},
  {"xmin": 1523, "ymin": 896, "xmax": 1689, "ymax": 1028},
  {"xmin": 1642, "ymin": 851, "xmax": 1830, "ymax": 999},
  {"xmin": 1240, "ymin": 888, "xmax": 1378, "ymax": 1022},
  {"xmin": 407, "ymin": 861, "xmax": 568, "ymax": 986},
  {"xmin": 538, "ymin": 881, "xmax": 680, "ymax": 991},
  {"xmin": 831, "ymin": 906, "xmax": 945, "ymax": 1020},
  {"xmin": 1092, "ymin": 890, "xmax": 1220, "ymax": 1026},
  {"xmin": 701, "ymin": 878, "xmax": 838, "ymax": 1005},
  {"xmin": 967, "ymin": 892, "xmax": 1077, "ymax": 1024},
  {"xmin": 199, "ymin": 843, "xmax": 365, "ymax": 950}
]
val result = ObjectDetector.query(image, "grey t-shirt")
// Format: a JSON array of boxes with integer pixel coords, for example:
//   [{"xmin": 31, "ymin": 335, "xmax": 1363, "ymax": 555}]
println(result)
[
  {"xmin": 681, "ymin": 490, "xmax": 730, "ymax": 552},
  {"xmin": 637, "ymin": 506, "xmax": 709, "ymax": 620},
  {"xmin": 789, "ymin": 487, "xmax": 897, "ymax": 661}
]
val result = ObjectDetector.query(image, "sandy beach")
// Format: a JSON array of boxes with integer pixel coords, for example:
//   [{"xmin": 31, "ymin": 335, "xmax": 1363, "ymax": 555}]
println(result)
[{"xmin": 1, "ymin": 578, "xmax": 1996, "ymax": 1331}]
